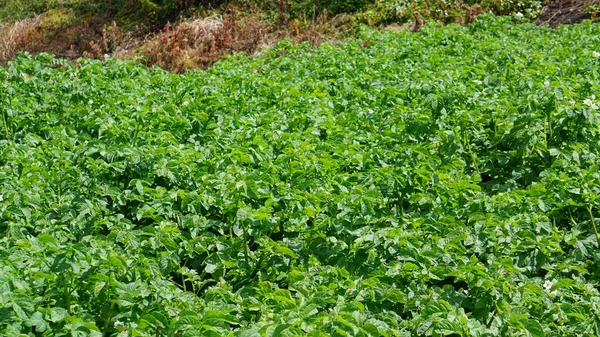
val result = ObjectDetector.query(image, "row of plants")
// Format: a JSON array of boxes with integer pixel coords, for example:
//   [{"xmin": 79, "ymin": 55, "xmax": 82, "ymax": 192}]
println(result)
[{"xmin": 1, "ymin": 15, "xmax": 600, "ymax": 336}]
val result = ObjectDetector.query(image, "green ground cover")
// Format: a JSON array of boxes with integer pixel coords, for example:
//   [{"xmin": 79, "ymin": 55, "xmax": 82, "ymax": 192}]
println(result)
[{"xmin": 1, "ymin": 16, "xmax": 600, "ymax": 336}]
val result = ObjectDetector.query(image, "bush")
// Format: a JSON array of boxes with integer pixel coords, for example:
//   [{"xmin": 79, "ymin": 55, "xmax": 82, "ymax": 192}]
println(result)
[
  {"xmin": 356, "ymin": 0, "xmax": 544, "ymax": 26},
  {"xmin": 0, "ymin": 0, "xmax": 91, "ymax": 21},
  {"xmin": 0, "ymin": 0, "xmax": 203, "ymax": 26},
  {"xmin": 288, "ymin": 0, "xmax": 375, "ymax": 17}
]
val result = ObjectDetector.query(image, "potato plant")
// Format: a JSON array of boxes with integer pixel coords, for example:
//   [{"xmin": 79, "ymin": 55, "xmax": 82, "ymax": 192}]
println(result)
[{"xmin": 1, "ymin": 16, "xmax": 600, "ymax": 337}]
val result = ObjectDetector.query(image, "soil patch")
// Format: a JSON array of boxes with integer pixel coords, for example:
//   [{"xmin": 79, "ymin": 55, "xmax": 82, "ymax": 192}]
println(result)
[{"xmin": 536, "ymin": 0, "xmax": 598, "ymax": 27}]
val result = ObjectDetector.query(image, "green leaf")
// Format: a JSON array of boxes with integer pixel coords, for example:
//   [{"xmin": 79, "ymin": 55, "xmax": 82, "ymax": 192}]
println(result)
[
  {"xmin": 522, "ymin": 320, "xmax": 545, "ymax": 337},
  {"xmin": 271, "ymin": 324, "xmax": 290, "ymax": 337},
  {"xmin": 49, "ymin": 307, "xmax": 69, "ymax": 323}
]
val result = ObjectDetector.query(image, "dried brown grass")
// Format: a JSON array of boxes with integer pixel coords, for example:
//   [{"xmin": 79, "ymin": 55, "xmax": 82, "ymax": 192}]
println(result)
[
  {"xmin": 0, "ymin": 16, "xmax": 42, "ymax": 64},
  {"xmin": 131, "ymin": 11, "xmax": 341, "ymax": 72},
  {"xmin": 0, "ymin": 10, "xmax": 343, "ymax": 72},
  {"xmin": 83, "ymin": 21, "xmax": 136, "ymax": 59},
  {"xmin": 137, "ymin": 14, "xmax": 271, "ymax": 72}
]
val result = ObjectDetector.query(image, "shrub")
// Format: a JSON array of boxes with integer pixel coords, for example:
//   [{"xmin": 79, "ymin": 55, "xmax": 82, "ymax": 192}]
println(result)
[
  {"xmin": 0, "ymin": 0, "xmax": 91, "ymax": 21},
  {"xmin": 288, "ymin": 0, "xmax": 376, "ymax": 17},
  {"xmin": 356, "ymin": 0, "xmax": 544, "ymax": 25}
]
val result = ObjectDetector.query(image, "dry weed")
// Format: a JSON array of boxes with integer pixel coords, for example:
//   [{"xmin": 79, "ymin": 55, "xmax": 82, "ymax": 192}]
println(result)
[
  {"xmin": 0, "ymin": 16, "xmax": 42, "ymax": 64},
  {"xmin": 138, "ymin": 14, "xmax": 272, "ymax": 72},
  {"xmin": 1, "ymin": 10, "xmax": 340, "ymax": 72}
]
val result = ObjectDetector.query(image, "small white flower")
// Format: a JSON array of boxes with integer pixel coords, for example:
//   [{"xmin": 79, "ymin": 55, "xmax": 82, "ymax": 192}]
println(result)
[
  {"xmin": 593, "ymin": 51, "xmax": 600, "ymax": 58},
  {"xmin": 182, "ymin": 101, "xmax": 189, "ymax": 107},
  {"xmin": 544, "ymin": 80, "xmax": 550, "ymax": 87},
  {"xmin": 130, "ymin": 322, "xmax": 138, "ymax": 328},
  {"xmin": 584, "ymin": 98, "xmax": 595, "ymax": 107},
  {"xmin": 515, "ymin": 12, "xmax": 524, "ymax": 19},
  {"xmin": 543, "ymin": 279, "xmax": 554, "ymax": 291},
  {"xmin": 114, "ymin": 320, "xmax": 123, "ymax": 327}
]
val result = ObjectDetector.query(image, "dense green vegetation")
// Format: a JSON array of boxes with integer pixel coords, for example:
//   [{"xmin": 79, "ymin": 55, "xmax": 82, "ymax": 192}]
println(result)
[
  {"xmin": 2, "ymin": 15, "xmax": 600, "ymax": 336},
  {"xmin": 0, "ymin": 0, "xmax": 545, "ymax": 25},
  {"xmin": 0, "ymin": 0, "xmax": 200, "ymax": 26}
]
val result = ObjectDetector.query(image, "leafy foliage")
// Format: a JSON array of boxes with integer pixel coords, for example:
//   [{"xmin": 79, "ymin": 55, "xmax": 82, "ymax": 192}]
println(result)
[
  {"xmin": 0, "ymin": 0, "xmax": 95, "ymax": 21},
  {"xmin": 0, "ymin": 0, "xmax": 203, "ymax": 25},
  {"xmin": 1, "ymin": 16, "xmax": 600, "ymax": 336},
  {"xmin": 357, "ymin": 0, "xmax": 545, "ymax": 25}
]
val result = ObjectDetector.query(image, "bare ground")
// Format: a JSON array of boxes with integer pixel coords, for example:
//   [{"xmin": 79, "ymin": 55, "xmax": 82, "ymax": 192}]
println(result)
[{"xmin": 537, "ymin": 0, "xmax": 599, "ymax": 27}]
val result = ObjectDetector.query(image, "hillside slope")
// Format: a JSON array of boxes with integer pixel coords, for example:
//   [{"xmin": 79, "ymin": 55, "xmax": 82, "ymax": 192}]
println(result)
[{"xmin": 0, "ymin": 0, "xmax": 561, "ymax": 71}]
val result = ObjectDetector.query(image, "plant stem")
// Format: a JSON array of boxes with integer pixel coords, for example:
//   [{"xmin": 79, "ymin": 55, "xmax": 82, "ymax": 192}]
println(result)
[
  {"xmin": 586, "ymin": 203, "xmax": 600, "ymax": 247},
  {"xmin": 181, "ymin": 266, "xmax": 187, "ymax": 293},
  {"xmin": 467, "ymin": 140, "xmax": 480, "ymax": 174},
  {"xmin": 279, "ymin": 222, "xmax": 285, "ymax": 238},
  {"xmin": 547, "ymin": 107, "xmax": 553, "ymax": 141},
  {"xmin": 243, "ymin": 224, "xmax": 251, "ymax": 275},
  {"xmin": 1, "ymin": 108, "xmax": 9, "ymax": 140},
  {"xmin": 463, "ymin": 128, "xmax": 480, "ymax": 174},
  {"xmin": 102, "ymin": 300, "xmax": 117, "ymax": 335}
]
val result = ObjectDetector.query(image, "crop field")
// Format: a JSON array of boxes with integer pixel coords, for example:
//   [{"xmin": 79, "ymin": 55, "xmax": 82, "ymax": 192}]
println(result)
[{"xmin": 1, "ymin": 16, "xmax": 600, "ymax": 336}]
